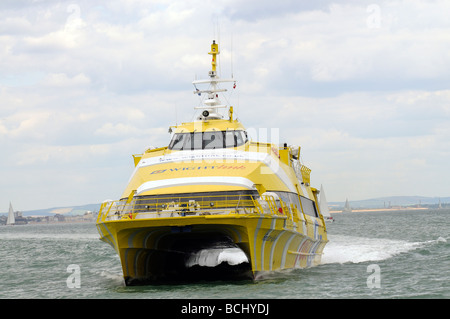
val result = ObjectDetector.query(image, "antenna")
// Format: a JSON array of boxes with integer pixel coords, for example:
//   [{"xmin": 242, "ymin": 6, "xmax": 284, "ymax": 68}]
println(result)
[
  {"xmin": 192, "ymin": 40, "xmax": 235, "ymax": 121},
  {"xmin": 230, "ymin": 32, "xmax": 234, "ymax": 79},
  {"xmin": 175, "ymin": 104, "xmax": 178, "ymax": 125},
  {"xmin": 216, "ymin": 21, "xmax": 221, "ymax": 77}
]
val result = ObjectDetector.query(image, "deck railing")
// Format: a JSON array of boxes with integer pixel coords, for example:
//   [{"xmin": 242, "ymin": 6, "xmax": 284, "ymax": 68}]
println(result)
[{"xmin": 97, "ymin": 194, "xmax": 294, "ymax": 222}]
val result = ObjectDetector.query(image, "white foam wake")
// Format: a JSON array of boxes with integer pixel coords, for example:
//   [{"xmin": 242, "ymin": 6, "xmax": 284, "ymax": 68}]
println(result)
[
  {"xmin": 320, "ymin": 235, "xmax": 442, "ymax": 265},
  {"xmin": 186, "ymin": 247, "xmax": 249, "ymax": 268},
  {"xmin": 0, "ymin": 232, "xmax": 99, "ymax": 241}
]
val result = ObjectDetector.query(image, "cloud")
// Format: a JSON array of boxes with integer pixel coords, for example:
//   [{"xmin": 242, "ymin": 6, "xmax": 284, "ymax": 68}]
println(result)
[
  {"xmin": 0, "ymin": 16, "xmax": 34, "ymax": 35},
  {"xmin": 6, "ymin": 111, "xmax": 52, "ymax": 141},
  {"xmin": 1, "ymin": 0, "xmax": 450, "ymax": 210},
  {"xmin": 95, "ymin": 122, "xmax": 140, "ymax": 137},
  {"xmin": 224, "ymin": 1, "xmax": 450, "ymax": 97},
  {"xmin": 40, "ymin": 73, "xmax": 91, "ymax": 87}
]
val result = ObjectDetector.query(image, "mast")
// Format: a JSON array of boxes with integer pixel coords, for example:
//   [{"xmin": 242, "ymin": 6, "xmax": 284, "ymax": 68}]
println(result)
[
  {"xmin": 7, "ymin": 202, "xmax": 15, "ymax": 225},
  {"xmin": 193, "ymin": 40, "xmax": 235, "ymax": 120},
  {"xmin": 209, "ymin": 39, "xmax": 219, "ymax": 74},
  {"xmin": 343, "ymin": 198, "xmax": 352, "ymax": 213}
]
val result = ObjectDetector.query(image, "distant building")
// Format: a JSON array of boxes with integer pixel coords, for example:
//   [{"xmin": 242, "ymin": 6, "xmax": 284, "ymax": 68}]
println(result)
[{"xmin": 53, "ymin": 214, "xmax": 65, "ymax": 222}]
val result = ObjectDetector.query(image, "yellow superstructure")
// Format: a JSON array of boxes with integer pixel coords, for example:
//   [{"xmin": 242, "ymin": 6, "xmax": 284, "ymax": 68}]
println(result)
[{"xmin": 96, "ymin": 40, "xmax": 328, "ymax": 285}]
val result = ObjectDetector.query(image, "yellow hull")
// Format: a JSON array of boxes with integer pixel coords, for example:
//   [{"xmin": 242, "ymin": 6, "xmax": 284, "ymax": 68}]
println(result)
[
  {"xmin": 96, "ymin": 40, "xmax": 330, "ymax": 285},
  {"xmin": 97, "ymin": 211, "xmax": 327, "ymax": 285}
]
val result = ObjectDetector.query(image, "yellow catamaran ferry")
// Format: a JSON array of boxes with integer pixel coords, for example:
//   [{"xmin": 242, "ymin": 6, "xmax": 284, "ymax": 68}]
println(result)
[{"xmin": 96, "ymin": 40, "xmax": 329, "ymax": 285}]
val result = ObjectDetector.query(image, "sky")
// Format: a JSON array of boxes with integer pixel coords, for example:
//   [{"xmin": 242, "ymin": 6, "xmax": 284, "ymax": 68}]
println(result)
[{"xmin": 1, "ymin": 0, "xmax": 450, "ymax": 211}]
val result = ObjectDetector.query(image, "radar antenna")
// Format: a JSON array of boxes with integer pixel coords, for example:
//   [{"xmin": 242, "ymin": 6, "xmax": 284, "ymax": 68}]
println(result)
[{"xmin": 193, "ymin": 40, "xmax": 235, "ymax": 120}]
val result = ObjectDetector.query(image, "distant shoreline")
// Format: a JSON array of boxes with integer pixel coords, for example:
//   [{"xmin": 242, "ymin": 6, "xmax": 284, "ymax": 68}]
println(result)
[{"xmin": 330, "ymin": 207, "xmax": 430, "ymax": 213}]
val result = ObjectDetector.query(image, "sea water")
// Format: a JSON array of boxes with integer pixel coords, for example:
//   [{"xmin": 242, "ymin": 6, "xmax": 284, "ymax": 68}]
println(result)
[{"xmin": 0, "ymin": 209, "xmax": 448, "ymax": 299}]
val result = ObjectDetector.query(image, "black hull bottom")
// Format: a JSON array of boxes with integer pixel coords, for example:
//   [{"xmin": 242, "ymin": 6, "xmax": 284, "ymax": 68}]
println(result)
[{"xmin": 124, "ymin": 261, "xmax": 253, "ymax": 286}]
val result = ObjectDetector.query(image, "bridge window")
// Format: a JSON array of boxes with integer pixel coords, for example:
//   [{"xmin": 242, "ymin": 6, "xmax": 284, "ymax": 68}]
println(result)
[{"xmin": 169, "ymin": 130, "xmax": 247, "ymax": 150}]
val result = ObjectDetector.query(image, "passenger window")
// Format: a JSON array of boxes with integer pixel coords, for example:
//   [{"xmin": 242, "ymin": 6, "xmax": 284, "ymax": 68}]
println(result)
[
  {"xmin": 204, "ymin": 131, "xmax": 224, "ymax": 149},
  {"xmin": 236, "ymin": 131, "xmax": 244, "ymax": 145},
  {"xmin": 225, "ymin": 131, "xmax": 237, "ymax": 147},
  {"xmin": 169, "ymin": 130, "xmax": 248, "ymax": 150},
  {"xmin": 170, "ymin": 133, "xmax": 186, "ymax": 150},
  {"xmin": 192, "ymin": 132, "xmax": 203, "ymax": 150}
]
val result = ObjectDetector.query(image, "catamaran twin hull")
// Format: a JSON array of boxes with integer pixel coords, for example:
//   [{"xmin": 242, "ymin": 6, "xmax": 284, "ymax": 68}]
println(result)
[
  {"xmin": 96, "ymin": 39, "xmax": 329, "ymax": 285},
  {"xmin": 96, "ymin": 144, "xmax": 328, "ymax": 284},
  {"xmin": 97, "ymin": 192, "xmax": 327, "ymax": 285}
]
